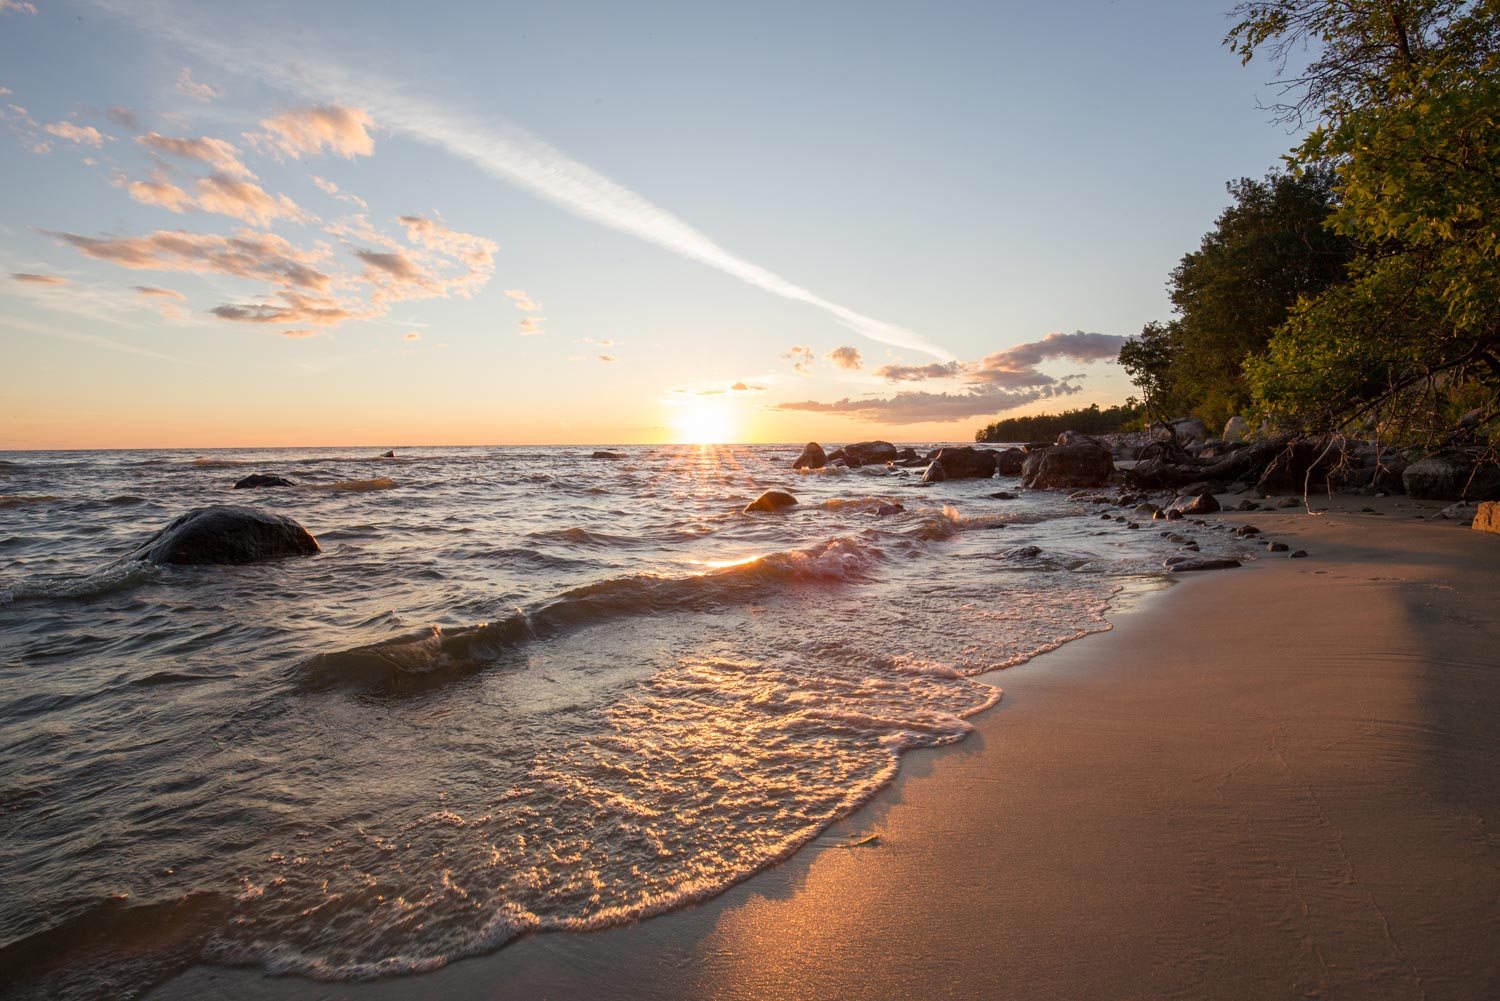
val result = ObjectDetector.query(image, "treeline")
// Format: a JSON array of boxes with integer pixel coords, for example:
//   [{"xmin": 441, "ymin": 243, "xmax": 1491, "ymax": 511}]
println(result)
[
  {"xmin": 975, "ymin": 403, "xmax": 1143, "ymax": 443},
  {"xmin": 1116, "ymin": 0, "xmax": 1499, "ymax": 451}
]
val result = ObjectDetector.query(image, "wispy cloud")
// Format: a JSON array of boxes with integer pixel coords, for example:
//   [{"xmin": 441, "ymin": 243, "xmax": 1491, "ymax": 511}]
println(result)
[
  {"xmin": 47, "ymin": 227, "xmax": 335, "ymax": 289},
  {"xmin": 44, "ymin": 121, "xmax": 108, "ymax": 147},
  {"xmin": 12, "ymin": 272, "xmax": 67, "ymax": 285},
  {"xmin": 137, "ymin": 132, "xmax": 253, "ymax": 176},
  {"xmin": 783, "ymin": 345, "xmax": 814, "ymax": 375},
  {"xmin": 774, "ymin": 383, "xmax": 1082, "ymax": 424},
  {"xmin": 311, "ymin": 174, "xmax": 368, "ymax": 209},
  {"xmin": 518, "ymin": 316, "xmax": 544, "ymax": 336},
  {"xmin": 91, "ymin": 1, "xmax": 951, "ymax": 360},
  {"xmin": 504, "ymin": 289, "xmax": 540, "ymax": 311},
  {"xmin": 403, "ymin": 330, "xmax": 421, "ymax": 342},
  {"xmin": 175, "ymin": 67, "xmax": 222, "ymax": 102},
  {"xmin": 873, "ymin": 361, "xmax": 962, "ymax": 382},
  {"xmin": 0, "ymin": 1, "xmax": 38, "ymax": 15}
]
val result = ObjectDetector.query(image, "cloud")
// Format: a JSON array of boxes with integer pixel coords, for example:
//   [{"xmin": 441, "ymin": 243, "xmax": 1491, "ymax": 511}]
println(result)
[
  {"xmin": 12, "ymin": 272, "xmax": 67, "ymax": 285},
  {"xmin": 134, "ymin": 283, "xmax": 186, "ymax": 318},
  {"xmin": 47, "ymin": 228, "xmax": 334, "ymax": 290},
  {"xmin": 518, "ymin": 317, "xmax": 544, "ymax": 336},
  {"xmin": 597, "ymin": 354, "xmax": 616, "ymax": 363},
  {"xmin": 249, "ymin": 105, "xmax": 375, "ymax": 160},
  {"xmin": 774, "ymin": 383, "xmax": 1082, "ymax": 425},
  {"xmin": 311, "ymin": 174, "xmax": 368, "ymax": 209},
  {"xmin": 133, "ymin": 284, "xmax": 186, "ymax": 299},
  {"xmin": 175, "ymin": 67, "xmax": 222, "ymax": 102},
  {"xmin": 136, "ymin": 132, "xmax": 252, "ymax": 177},
  {"xmin": 107, "ymin": 106, "xmax": 140, "ymax": 130},
  {"xmin": 784, "ymin": 345, "xmax": 814, "ymax": 375},
  {"xmin": 43, "ymin": 122, "xmax": 107, "ymax": 147},
  {"xmin": 504, "ymin": 289, "xmax": 540, "ymax": 311},
  {"xmin": 209, "ymin": 289, "xmax": 360, "ymax": 327},
  {"xmin": 971, "ymin": 331, "xmax": 1128, "ymax": 380},
  {"xmin": 279, "ymin": 328, "xmax": 317, "ymax": 338},
  {"xmin": 826, "ymin": 345, "xmax": 862, "ymax": 371},
  {"xmin": 0, "ymin": 1, "xmax": 38, "ymax": 14},
  {"xmin": 730, "ymin": 381, "xmax": 766, "ymax": 392},
  {"xmin": 119, "ymin": 166, "xmax": 313, "ymax": 226},
  {"xmin": 399, "ymin": 215, "xmax": 494, "ymax": 269},
  {"xmin": 92, "ymin": 8, "xmax": 950, "ymax": 359},
  {"xmin": 873, "ymin": 361, "xmax": 962, "ymax": 382},
  {"xmin": 403, "ymin": 330, "xmax": 421, "ymax": 342}
]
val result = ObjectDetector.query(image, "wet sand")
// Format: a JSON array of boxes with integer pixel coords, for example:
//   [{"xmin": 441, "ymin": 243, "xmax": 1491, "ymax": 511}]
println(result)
[{"xmin": 154, "ymin": 495, "xmax": 1500, "ymax": 1000}]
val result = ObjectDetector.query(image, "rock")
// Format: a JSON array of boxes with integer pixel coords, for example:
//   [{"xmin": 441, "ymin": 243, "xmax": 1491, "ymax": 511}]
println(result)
[
  {"xmin": 1473, "ymin": 501, "xmax": 1500, "ymax": 534},
  {"xmin": 378, "ymin": 450, "xmax": 395, "ymax": 458},
  {"xmin": 1403, "ymin": 451, "xmax": 1500, "ymax": 500},
  {"xmin": 1056, "ymin": 430, "xmax": 1102, "ymax": 447},
  {"xmin": 1169, "ymin": 492, "xmax": 1220, "ymax": 515},
  {"xmin": 921, "ymin": 461, "xmax": 947, "ymax": 483},
  {"xmin": 1235, "ymin": 499, "xmax": 1260, "ymax": 511},
  {"xmin": 590, "ymin": 450, "xmax": 624, "ymax": 459},
  {"xmin": 1267, "ymin": 541, "xmax": 1289, "ymax": 552},
  {"xmin": 1235, "ymin": 525, "xmax": 1261, "ymax": 537},
  {"xmin": 1165, "ymin": 556, "xmax": 1240, "ymax": 572},
  {"xmin": 1275, "ymin": 496, "xmax": 1302, "ymax": 509},
  {"xmin": 1167, "ymin": 418, "xmax": 1211, "ymax": 442},
  {"xmin": 126, "ymin": 505, "xmax": 319, "ymax": 565},
  {"xmin": 1003, "ymin": 546, "xmax": 1043, "ymax": 560},
  {"xmin": 895, "ymin": 448, "xmax": 919, "ymax": 462},
  {"xmin": 929, "ymin": 446, "xmax": 997, "ymax": 480},
  {"xmin": 1133, "ymin": 503, "xmax": 1160, "ymax": 517},
  {"xmin": 876, "ymin": 503, "xmax": 905, "ymax": 517},
  {"xmin": 844, "ymin": 441, "xmax": 897, "ymax": 465},
  {"xmin": 744, "ymin": 490, "xmax": 798, "ymax": 513},
  {"xmin": 233, "ymin": 474, "xmax": 295, "ymax": 489},
  {"xmin": 1020, "ymin": 443, "xmax": 1114, "ymax": 490},
  {"xmin": 1438, "ymin": 501, "xmax": 1473, "ymax": 523},
  {"xmin": 994, "ymin": 447, "xmax": 1027, "ymax": 476},
  {"xmin": 792, "ymin": 442, "xmax": 827, "ymax": 470},
  {"xmin": 1223, "ymin": 416, "xmax": 1250, "ymax": 442},
  {"xmin": 990, "ymin": 491, "xmax": 1018, "ymax": 500},
  {"xmin": 1289, "ymin": 549, "xmax": 1309, "ymax": 559},
  {"xmin": 824, "ymin": 448, "xmax": 857, "ymax": 468}
]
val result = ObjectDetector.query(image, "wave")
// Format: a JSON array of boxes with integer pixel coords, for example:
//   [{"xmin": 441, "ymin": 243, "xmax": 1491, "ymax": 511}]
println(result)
[
  {"xmin": 298, "ymin": 536, "xmax": 885, "ymax": 692},
  {"xmin": 0, "ymin": 561, "xmax": 160, "ymax": 605},
  {"xmin": 188, "ymin": 457, "xmax": 243, "ymax": 468},
  {"xmin": 303, "ymin": 477, "xmax": 398, "ymax": 492},
  {"xmin": 0, "ymin": 495, "xmax": 60, "ymax": 508},
  {"xmin": 525, "ymin": 526, "xmax": 646, "ymax": 548}
]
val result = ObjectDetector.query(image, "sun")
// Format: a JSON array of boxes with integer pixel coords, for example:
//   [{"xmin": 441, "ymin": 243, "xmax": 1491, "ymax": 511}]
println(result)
[{"xmin": 673, "ymin": 404, "xmax": 736, "ymax": 444}]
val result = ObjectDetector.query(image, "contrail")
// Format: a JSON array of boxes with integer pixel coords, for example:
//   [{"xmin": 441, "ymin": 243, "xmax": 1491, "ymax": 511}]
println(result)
[{"xmin": 92, "ymin": 1, "xmax": 954, "ymax": 362}]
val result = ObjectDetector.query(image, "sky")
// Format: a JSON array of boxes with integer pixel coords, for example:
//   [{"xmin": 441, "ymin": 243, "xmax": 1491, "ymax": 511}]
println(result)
[{"xmin": 0, "ymin": 0, "xmax": 1300, "ymax": 448}]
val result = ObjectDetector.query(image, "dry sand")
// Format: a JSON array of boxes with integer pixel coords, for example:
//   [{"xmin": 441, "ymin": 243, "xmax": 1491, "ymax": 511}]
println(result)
[{"xmin": 154, "ymin": 495, "xmax": 1500, "ymax": 1001}]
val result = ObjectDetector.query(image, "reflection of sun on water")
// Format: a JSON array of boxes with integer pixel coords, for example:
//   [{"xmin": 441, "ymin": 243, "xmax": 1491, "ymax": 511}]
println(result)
[{"xmin": 673, "ymin": 405, "xmax": 736, "ymax": 445}]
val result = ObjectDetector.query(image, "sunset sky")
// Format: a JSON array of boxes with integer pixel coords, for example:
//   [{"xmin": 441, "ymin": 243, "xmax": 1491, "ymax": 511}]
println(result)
[{"xmin": 1, "ymin": 0, "xmax": 1297, "ymax": 448}]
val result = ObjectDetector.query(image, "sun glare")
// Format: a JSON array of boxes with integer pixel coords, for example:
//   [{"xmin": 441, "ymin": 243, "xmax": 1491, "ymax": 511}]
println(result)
[{"xmin": 673, "ymin": 405, "xmax": 736, "ymax": 444}]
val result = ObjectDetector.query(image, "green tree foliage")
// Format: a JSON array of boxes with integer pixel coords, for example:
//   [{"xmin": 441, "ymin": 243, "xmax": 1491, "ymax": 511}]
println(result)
[
  {"xmin": 974, "ymin": 402, "xmax": 1144, "ymax": 443},
  {"xmin": 1230, "ymin": 0, "xmax": 1500, "ymax": 444},
  {"xmin": 1118, "ymin": 320, "xmax": 1181, "ymax": 422},
  {"xmin": 1156, "ymin": 166, "xmax": 1355, "ymax": 430}
]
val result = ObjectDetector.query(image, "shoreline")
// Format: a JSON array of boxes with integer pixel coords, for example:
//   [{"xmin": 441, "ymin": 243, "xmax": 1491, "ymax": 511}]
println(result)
[{"xmin": 151, "ymin": 493, "xmax": 1500, "ymax": 1000}]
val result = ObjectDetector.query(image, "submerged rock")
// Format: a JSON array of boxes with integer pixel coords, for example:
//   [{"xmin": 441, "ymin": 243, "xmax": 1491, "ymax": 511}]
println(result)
[
  {"xmin": 233, "ymin": 474, "xmax": 295, "ymax": 489},
  {"xmin": 591, "ymin": 450, "xmax": 624, "ymax": 459},
  {"xmin": 744, "ymin": 490, "xmax": 798, "ymax": 513},
  {"xmin": 792, "ymin": 441, "xmax": 827, "ymax": 470},
  {"xmin": 1164, "ymin": 556, "xmax": 1240, "ymax": 572},
  {"xmin": 127, "ymin": 505, "xmax": 319, "ymax": 565}
]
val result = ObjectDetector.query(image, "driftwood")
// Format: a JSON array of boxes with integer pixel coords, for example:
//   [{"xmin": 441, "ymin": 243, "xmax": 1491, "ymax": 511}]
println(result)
[{"xmin": 1127, "ymin": 436, "xmax": 1293, "ymax": 490}]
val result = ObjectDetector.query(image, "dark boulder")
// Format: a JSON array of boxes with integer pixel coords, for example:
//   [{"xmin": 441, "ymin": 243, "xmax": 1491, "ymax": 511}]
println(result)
[
  {"xmin": 929, "ymin": 446, "xmax": 997, "ymax": 480},
  {"xmin": 844, "ymin": 441, "xmax": 897, "ymax": 465},
  {"xmin": 1402, "ymin": 450, "xmax": 1500, "ymax": 500},
  {"xmin": 1020, "ymin": 443, "xmax": 1113, "ymax": 490},
  {"xmin": 921, "ymin": 461, "xmax": 947, "ymax": 483},
  {"xmin": 127, "ymin": 506, "xmax": 319, "ymax": 565},
  {"xmin": 994, "ymin": 447, "xmax": 1026, "ymax": 476},
  {"xmin": 792, "ymin": 442, "xmax": 827, "ymax": 470},
  {"xmin": 745, "ymin": 490, "xmax": 798, "ymax": 513},
  {"xmin": 378, "ymin": 450, "xmax": 395, "ymax": 458},
  {"xmin": 1165, "ymin": 556, "xmax": 1241, "ymax": 573},
  {"xmin": 824, "ymin": 448, "xmax": 858, "ymax": 468},
  {"xmin": 234, "ymin": 474, "xmax": 295, "ymax": 489},
  {"xmin": 895, "ymin": 448, "xmax": 919, "ymax": 462},
  {"xmin": 1169, "ymin": 492, "xmax": 1220, "ymax": 515},
  {"xmin": 591, "ymin": 450, "xmax": 624, "ymax": 459},
  {"xmin": 1056, "ymin": 430, "xmax": 1103, "ymax": 447}
]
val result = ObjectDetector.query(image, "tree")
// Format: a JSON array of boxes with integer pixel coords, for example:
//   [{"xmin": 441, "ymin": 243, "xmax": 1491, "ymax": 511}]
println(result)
[
  {"xmin": 1118, "ymin": 320, "xmax": 1180, "ymax": 422},
  {"xmin": 1229, "ymin": 0, "xmax": 1500, "ymax": 445}
]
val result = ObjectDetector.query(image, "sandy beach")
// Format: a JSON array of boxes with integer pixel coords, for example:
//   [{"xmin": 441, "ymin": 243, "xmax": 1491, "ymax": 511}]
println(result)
[{"xmin": 152, "ymin": 494, "xmax": 1500, "ymax": 1001}]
